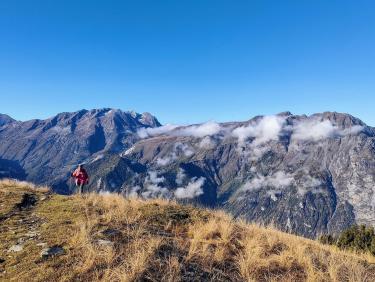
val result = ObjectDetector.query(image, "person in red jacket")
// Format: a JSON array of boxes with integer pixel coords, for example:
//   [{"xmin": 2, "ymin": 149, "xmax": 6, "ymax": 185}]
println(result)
[{"xmin": 71, "ymin": 164, "xmax": 89, "ymax": 194}]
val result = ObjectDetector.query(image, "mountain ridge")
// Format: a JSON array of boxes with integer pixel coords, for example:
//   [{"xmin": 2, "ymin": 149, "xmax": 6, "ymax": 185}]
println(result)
[{"xmin": 1, "ymin": 109, "xmax": 374, "ymax": 238}]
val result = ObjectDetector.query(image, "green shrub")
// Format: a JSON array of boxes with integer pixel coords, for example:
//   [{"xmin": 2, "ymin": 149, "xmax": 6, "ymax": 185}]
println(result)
[
  {"xmin": 321, "ymin": 225, "xmax": 375, "ymax": 255},
  {"xmin": 318, "ymin": 234, "xmax": 336, "ymax": 245}
]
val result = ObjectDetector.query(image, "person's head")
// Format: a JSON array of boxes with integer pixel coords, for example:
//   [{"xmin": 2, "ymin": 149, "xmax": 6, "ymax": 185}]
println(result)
[{"xmin": 78, "ymin": 164, "xmax": 84, "ymax": 170}]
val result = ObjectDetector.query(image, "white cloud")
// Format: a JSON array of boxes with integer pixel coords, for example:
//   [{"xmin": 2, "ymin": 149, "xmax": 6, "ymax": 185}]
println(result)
[
  {"xmin": 156, "ymin": 142, "xmax": 194, "ymax": 166},
  {"xmin": 232, "ymin": 116, "xmax": 286, "ymax": 146},
  {"xmin": 340, "ymin": 125, "xmax": 363, "ymax": 136},
  {"xmin": 176, "ymin": 168, "xmax": 186, "ymax": 185},
  {"xmin": 198, "ymin": 136, "xmax": 216, "ymax": 149},
  {"xmin": 176, "ymin": 142, "xmax": 195, "ymax": 157},
  {"xmin": 174, "ymin": 177, "xmax": 205, "ymax": 199},
  {"xmin": 137, "ymin": 124, "xmax": 179, "ymax": 138},
  {"xmin": 156, "ymin": 155, "xmax": 175, "ymax": 166},
  {"xmin": 138, "ymin": 121, "xmax": 222, "ymax": 139},
  {"xmin": 292, "ymin": 120, "xmax": 336, "ymax": 141},
  {"xmin": 291, "ymin": 119, "xmax": 363, "ymax": 141},
  {"xmin": 141, "ymin": 171, "xmax": 170, "ymax": 199},
  {"xmin": 295, "ymin": 174, "xmax": 323, "ymax": 195},
  {"xmin": 241, "ymin": 171, "xmax": 294, "ymax": 192},
  {"xmin": 127, "ymin": 185, "xmax": 141, "ymax": 198},
  {"xmin": 242, "ymin": 169, "xmax": 326, "ymax": 197},
  {"xmin": 176, "ymin": 121, "xmax": 221, "ymax": 138},
  {"xmin": 147, "ymin": 171, "xmax": 165, "ymax": 184},
  {"xmin": 141, "ymin": 184, "xmax": 170, "ymax": 199}
]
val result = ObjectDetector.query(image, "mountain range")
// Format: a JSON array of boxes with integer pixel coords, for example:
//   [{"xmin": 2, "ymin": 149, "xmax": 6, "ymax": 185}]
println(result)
[{"xmin": 1, "ymin": 108, "xmax": 374, "ymax": 238}]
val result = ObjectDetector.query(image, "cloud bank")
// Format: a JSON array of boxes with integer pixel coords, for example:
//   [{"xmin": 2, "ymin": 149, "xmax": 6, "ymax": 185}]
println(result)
[
  {"xmin": 292, "ymin": 119, "xmax": 363, "ymax": 141},
  {"xmin": 241, "ymin": 171, "xmax": 294, "ymax": 192},
  {"xmin": 232, "ymin": 116, "xmax": 286, "ymax": 146},
  {"xmin": 137, "ymin": 121, "xmax": 222, "ymax": 139},
  {"xmin": 241, "ymin": 169, "xmax": 325, "ymax": 199},
  {"xmin": 174, "ymin": 177, "xmax": 205, "ymax": 199},
  {"xmin": 141, "ymin": 171, "xmax": 170, "ymax": 199},
  {"xmin": 156, "ymin": 142, "xmax": 195, "ymax": 166}
]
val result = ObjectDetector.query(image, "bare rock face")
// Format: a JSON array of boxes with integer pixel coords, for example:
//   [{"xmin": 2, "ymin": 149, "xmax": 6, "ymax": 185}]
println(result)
[
  {"xmin": 0, "ymin": 114, "xmax": 15, "ymax": 127},
  {"xmin": 0, "ymin": 109, "xmax": 160, "ymax": 193}
]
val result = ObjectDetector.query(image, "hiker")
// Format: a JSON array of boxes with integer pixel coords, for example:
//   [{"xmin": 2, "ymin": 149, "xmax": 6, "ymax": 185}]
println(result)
[{"xmin": 71, "ymin": 164, "xmax": 89, "ymax": 194}]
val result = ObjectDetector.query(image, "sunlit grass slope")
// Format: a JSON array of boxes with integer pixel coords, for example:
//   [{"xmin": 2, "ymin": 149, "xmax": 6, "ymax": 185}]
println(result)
[{"xmin": 1, "ymin": 179, "xmax": 375, "ymax": 281}]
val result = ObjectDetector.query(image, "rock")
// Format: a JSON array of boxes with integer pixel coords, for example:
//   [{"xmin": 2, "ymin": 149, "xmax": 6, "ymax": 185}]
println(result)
[
  {"xmin": 40, "ymin": 246, "xmax": 65, "ymax": 259},
  {"xmin": 25, "ymin": 231, "xmax": 38, "ymax": 238},
  {"xmin": 0, "ymin": 258, "xmax": 5, "ymax": 263},
  {"xmin": 8, "ymin": 244, "xmax": 23, "ymax": 252},
  {"xmin": 101, "ymin": 228, "xmax": 121, "ymax": 237},
  {"xmin": 16, "ymin": 193, "xmax": 38, "ymax": 210},
  {"xmin": 37, "ymin": 242, "xmax": 47, "ymax": 247},
  {"xmin": 97, "ymin": 239, "xmax": 114, "ymax": 247}
]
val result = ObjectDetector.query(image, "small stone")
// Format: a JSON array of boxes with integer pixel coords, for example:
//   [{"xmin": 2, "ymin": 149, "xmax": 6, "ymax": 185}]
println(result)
[
  {"xmin": 37, "ymin": 242, "xmax": 47, "ymax": 247},
  {"xmin": 17, "ymin": 238, "xmax": 25, "ymax": 243},
  {"xmin": 8, "ymin": 244, "xmax": 23, "ymax": 252},
  {"xmin": 97, "ymin": 239, "xmax": 114, "ymax": 247},
  {"xmin": 25, "ymin": 231, "xmax": 38, "ymax": 238},
  {"xmin": 40, "ymin": 246, "xmax": 65, "ymax": 259},
  {"xmin": 101, "ymin": 228, "xmax": 121, "ymax": 237}
]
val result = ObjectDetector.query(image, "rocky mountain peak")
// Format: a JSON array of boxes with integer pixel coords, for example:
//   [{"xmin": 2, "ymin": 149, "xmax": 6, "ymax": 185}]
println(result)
[
  {"xmin": 0, "ymin": 114, "xmax": 16, "ymax": 126},
  {"xmin": 311, "ymin": 112, "xmax": 366, "ymax": 128}
]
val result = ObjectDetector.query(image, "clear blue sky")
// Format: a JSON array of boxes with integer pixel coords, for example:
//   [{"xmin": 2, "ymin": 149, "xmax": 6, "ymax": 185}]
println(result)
[{"xmin": 0, "ymin": 0, "xmax": 374, "ymax": 126}]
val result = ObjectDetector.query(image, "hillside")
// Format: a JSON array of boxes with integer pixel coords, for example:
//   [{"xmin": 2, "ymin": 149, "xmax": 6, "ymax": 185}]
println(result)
[{"xmin": 1, "ymin": 180, "xmax": 375, "ymax": 281}]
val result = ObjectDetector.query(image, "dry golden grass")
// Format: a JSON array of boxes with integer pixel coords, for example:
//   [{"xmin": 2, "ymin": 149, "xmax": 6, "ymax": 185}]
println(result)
[{"xmin": 1, "ymin": 180, "xmax": 375, "ymax": 281}]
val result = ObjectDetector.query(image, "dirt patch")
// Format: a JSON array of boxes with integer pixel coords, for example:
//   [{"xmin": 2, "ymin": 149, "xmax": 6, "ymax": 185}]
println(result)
[
  {"xmin": 252, "ymin": 260, "xmax": 307, "ymax": 282},
  {"xmin": 16, "ymin": 193, "xmax": 38, "ymax": 210}
]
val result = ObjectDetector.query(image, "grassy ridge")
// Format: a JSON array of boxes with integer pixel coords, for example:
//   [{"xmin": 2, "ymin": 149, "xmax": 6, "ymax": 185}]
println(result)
[{"xmin": 1, "ymin": 179, "xmax": 375, "ymax": 281}]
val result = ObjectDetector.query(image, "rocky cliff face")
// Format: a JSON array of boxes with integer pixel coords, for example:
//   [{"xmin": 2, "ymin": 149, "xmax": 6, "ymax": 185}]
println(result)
[
  {"xmin": 1, "ymin": 109, "xmax": 374, "ymax": 238},
  {"xmin": 85, "ymin": 112, "xmax": 375, "ymax": 238},
  {"xmin": 0, "ymin": 109, "xmax": 160, "ymax": 193}
]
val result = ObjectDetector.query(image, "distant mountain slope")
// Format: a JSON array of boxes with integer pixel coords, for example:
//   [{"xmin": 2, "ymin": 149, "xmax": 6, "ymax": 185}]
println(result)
[
  {"xmin": 0, "ymin": 109, "xmax": 160, "ymax": 193},
  {"xmin": 85, "ymin": 112, "xmax": 375, "ymax": 238},
  {"xmin": 1, "ymin": 180, "xmax": 374, "ymax": 281}
]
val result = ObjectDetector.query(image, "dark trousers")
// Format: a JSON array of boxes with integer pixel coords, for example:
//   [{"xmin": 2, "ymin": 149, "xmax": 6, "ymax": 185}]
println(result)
[{"xmin": 77, "ymin": 183, "xmax": 85, "ymax": 194}]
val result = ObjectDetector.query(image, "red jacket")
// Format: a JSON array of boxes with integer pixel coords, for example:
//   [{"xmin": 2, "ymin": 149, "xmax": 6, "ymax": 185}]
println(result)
[{"xmin": 72, "ymin": 168, "xmax": 89, "ymax": 185}]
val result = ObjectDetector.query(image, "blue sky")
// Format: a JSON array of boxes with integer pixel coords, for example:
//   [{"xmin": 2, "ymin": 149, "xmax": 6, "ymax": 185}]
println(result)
[{"xmin": 0, "ymin": 0, "xmax": 374, "ymax": 125}]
